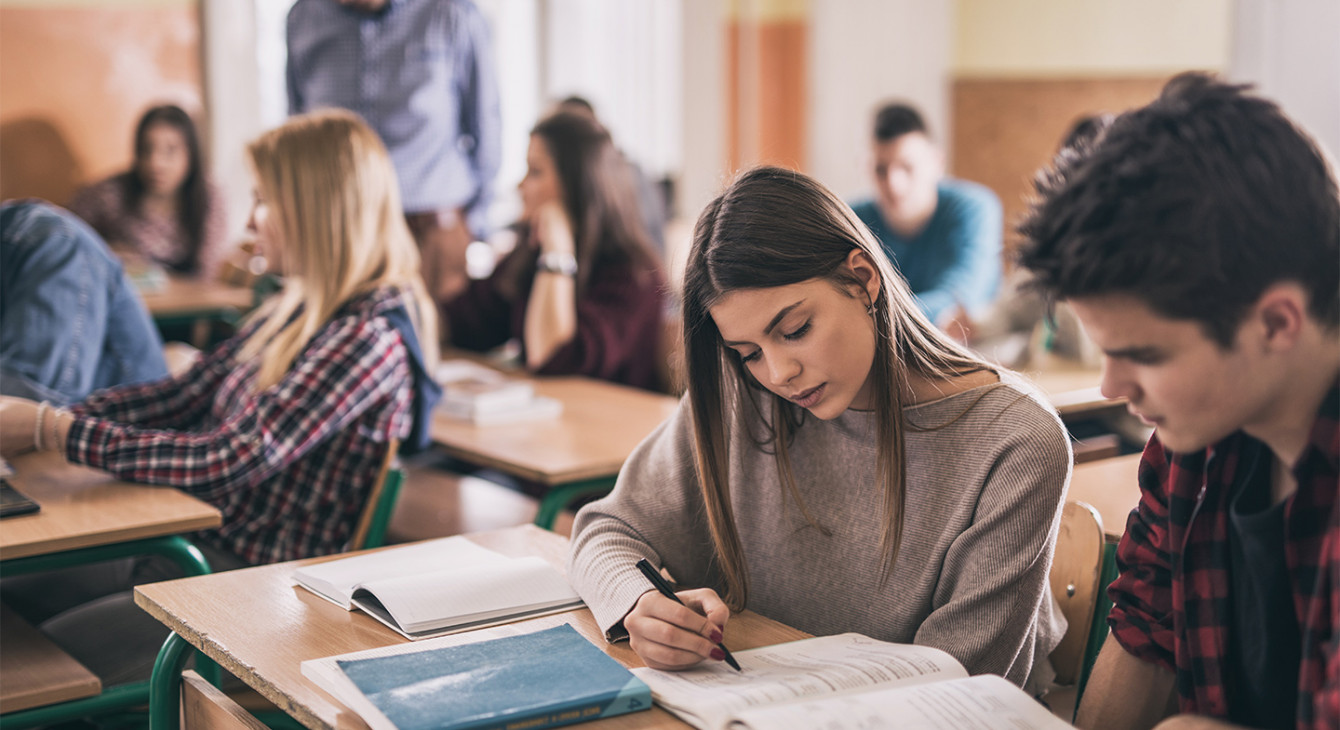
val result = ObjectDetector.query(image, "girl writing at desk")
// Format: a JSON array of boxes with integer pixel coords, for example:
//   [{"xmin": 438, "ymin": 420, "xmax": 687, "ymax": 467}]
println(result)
[
  {"xmin": 0, "ymin": 110, "xmax": 438, "ymax": 684},
  {"xmin": 568, "ymin": 167, "xmax": 1071, "ymax": 695}
]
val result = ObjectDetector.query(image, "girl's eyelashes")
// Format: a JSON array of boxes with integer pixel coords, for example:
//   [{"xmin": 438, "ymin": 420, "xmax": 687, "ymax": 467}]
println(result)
[
  {"xmin": 731, "ymin": 321, "xmax": 810, "ymax": 363},
  {"xmin": 782, "ymin": 321, "xmax": 811, "ymax": 341}
]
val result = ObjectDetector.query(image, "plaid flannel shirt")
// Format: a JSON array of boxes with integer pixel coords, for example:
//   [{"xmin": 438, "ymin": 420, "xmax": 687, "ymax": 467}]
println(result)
[
  {"xmin": 1108, "ymin": 381, "xmax": 1339, "ymax": 729},
  {"xmin": 65, "ymin": 287, "xmax": 415, "ymax": 565}
]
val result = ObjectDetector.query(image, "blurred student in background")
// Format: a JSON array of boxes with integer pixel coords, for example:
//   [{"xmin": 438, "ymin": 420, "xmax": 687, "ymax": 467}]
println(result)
[
  {"xmin": 69, "ymin": 104, "xmax": 228, "ymax": 280},
  {"xmin": 948, "ymin": 114, "xmax": 1111, "ymax": 368},
  {"xmin": 850, "ymin": 102, "xmax": 1002, "ymax": 328},
  {"xmin": 0, "ymin": 200, "xmax": 168, "ymax": 405},
  {"xmin": 554, "ymin": 95, "xmax": 668, "ymax": 260},
  {"xmin": 443, "ymin": 110, "xmax": 665, "ymax": 391},
  {"xmin": 0, "ymin": 110, "xmax": 439, "ymax": 684}
]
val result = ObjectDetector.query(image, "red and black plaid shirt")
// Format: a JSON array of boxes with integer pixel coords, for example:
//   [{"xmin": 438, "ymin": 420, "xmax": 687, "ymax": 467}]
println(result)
[
  {"xmin": 65, "ymin": 287, "xmax": 415, "ymax": 565},
  {"xmin": 1108, "ymin": 381, "xmax": 1339, "ymax": 729}
]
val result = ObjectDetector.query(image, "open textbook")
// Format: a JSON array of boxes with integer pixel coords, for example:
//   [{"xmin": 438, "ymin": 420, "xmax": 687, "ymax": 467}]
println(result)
[
  {"xmin": 633, "ymin": 633, "xmax": 1073, "ymax": 730},
  {"xmin": 292, "ymin": 537, "xmax": 583, "ymax": 640}
]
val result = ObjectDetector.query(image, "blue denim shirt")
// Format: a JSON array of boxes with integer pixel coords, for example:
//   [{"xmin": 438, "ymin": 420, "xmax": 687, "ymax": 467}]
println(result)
[
  {"xmin": 286, "ymin": 0, "xmax": 502, "ymax": 237},
  {"xmin": 0, "ymin": 201, "xmax": 168, "ymax": 405}
]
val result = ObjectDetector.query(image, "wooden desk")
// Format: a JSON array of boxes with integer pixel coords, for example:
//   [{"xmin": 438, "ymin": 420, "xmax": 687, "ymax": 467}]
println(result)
[
  {"xmin": 139, "ymin": 276, "xmax": 254, "ymax": 320},
  {"xmin": 1068, "ymin": 453, "xmax": 1142, "ymax": 543},
  {"xmin": 431, "ymin": 376, "xmax": 679, "ymax": 528},
  {"xmin": 1, "ymin": 451, "xmax": 222, "ymax": 561},
  {"xmin": 1023, "ymin": 354, "xmax": 1125, "ymax": 421},
  {"xmin": 1, "ymin": 451, "xmax": 222, "ymax": 723},
  {"xmin": 139, "ymin": 275, "xmax": 255, "ymax": 348},
  {"xmin": 137, "ymin": 525, "xmax": 808, "ymax": 730}
]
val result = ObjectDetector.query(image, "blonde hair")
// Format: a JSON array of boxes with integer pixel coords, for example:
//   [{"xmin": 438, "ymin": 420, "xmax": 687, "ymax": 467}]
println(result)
[
  {"xmin": 682, "ymin": 166, "xmax": 992, "ymax": 611},
  {"xmin": 238, "ymin": 110, "xmax": 437, "ymax": 390}
]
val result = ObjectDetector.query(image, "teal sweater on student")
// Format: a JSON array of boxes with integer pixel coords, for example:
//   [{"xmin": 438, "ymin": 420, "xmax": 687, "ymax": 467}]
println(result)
[{"xmin": 851, "ymin": 179, "xmax": 1002, "ymax": 324}]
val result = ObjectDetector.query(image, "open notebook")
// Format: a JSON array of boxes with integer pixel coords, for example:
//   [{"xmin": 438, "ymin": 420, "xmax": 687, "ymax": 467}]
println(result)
[{"xmin": 293, "ymin": 536, "xmax": 583, "ymax": 640}]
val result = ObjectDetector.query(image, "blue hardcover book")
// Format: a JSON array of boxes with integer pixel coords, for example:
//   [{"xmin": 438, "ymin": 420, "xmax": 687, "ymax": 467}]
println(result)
[{"xmin": 301, "ymin": 623, "xmax": 651, "ymax": 730}]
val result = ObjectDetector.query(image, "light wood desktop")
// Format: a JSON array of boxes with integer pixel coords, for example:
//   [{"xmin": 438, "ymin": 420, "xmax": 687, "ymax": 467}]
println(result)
[
  {"xmin": 136, "ymin": 524, "xmax": 809, "ymax": 730},
  {"xmin": 1, "ymin": 451, "xmax": 222, "ymax": 716},
  {"xmin": 1068, "ymin": 453, "xmax": 1142, "ymax": 543},
  {"xmin": 431, "ymin": 373, "xmax": 680, "ymax": 511},
  {"xmin": 1023, "ymin": 353, "xmax": 1125, "ymax": 421},
  {"xmin": 1, "ymin": 451, "xmax": 222, "ymax": 561},
  {"xmin": 139, "ymin": 276, "xmax": 254, "ymax": 320}
]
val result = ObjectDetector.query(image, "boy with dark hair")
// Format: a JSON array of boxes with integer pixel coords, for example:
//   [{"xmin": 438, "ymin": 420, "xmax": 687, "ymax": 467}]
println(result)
[
  {"xmin": 850, "ymin": 101, "xmax": 1002, "ymax": 328},
  {"xmin": 1018, "ymin": 72, "xmax": 1338, "ymax": 730}
]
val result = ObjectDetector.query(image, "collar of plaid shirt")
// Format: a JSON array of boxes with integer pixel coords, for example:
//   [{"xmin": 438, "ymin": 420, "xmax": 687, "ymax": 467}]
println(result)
[{"xmin": 1166, "ymin": 379, "xmax": 1339, "ymax": 725}]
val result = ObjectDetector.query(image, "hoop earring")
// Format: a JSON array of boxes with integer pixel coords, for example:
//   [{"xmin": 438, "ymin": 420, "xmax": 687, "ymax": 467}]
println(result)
[{"xmin": 866, "ymin": 304, "xmax": 875, "ymax": 317}]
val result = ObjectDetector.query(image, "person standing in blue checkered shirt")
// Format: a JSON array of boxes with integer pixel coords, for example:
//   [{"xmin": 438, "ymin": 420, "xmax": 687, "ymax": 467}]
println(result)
[{"xmin": 287, "ymin": 0, "xmax": 502, "ymax": 306}]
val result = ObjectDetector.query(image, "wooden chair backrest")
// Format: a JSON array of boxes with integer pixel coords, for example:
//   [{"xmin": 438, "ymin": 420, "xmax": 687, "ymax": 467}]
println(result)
[
  {"xmin": 1048, "ymin": 500, "xmax": 1106, "ymax": 686},
  {"xmin": 180, "ymin": 670, "xmax": 268, "ymax": 730},
  {"xmin": 349, "ymin": 438, "xmax": 400, "ymax": 551}
]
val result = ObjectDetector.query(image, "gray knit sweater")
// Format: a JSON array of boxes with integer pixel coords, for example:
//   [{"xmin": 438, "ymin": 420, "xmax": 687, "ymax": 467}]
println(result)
[{"xmin": 567, "ymin": 370, "xmax": 1072, "ymax": 692}]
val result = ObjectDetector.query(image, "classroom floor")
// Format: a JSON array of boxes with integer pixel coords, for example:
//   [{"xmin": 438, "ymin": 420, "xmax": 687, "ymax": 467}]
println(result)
[{"xmin": 387, "ymin": 451, "xmax": 575, "ymax": 543}]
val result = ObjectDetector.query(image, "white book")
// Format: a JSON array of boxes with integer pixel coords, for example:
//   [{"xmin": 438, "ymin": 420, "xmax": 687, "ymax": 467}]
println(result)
[
  {"xmin": 633, "ymin": 633, "xmax": 1073, "ymax": 730},
  {"xmin": 292, "ymin": 537, "xmax": 584, "ymax": 640},
  {"xmin": 438, "ymin": 394, "xmax": 563, "ymax": 425}
]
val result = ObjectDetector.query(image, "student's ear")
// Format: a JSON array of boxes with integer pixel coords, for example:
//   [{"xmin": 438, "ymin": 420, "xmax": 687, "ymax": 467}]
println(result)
[
  {"xmin": 1251, "ymin": 283, "xmax": 1309, "ymax": 352},
  {"xmin": 844, "ymin": 249, "xmax": 882, "ymax": 309}
]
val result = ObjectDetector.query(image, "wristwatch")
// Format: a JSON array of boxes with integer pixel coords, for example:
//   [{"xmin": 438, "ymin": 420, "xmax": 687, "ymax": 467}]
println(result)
[{"xmin": 536, "ymin": 251, "xmax": 578, "ymax": 276}]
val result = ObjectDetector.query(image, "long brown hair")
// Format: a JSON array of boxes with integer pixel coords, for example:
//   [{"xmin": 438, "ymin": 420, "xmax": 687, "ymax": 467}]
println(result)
[
  {"xmin": 123, "ymin": 104, "xmax": 210, "ymax": 273},
  {"xmin": 683, "ymin": 166, "xmax": 990, "ymax": 611},
  {"xmin": 498, "ymin": 111, "xmax": 659, "ymax": 298}
]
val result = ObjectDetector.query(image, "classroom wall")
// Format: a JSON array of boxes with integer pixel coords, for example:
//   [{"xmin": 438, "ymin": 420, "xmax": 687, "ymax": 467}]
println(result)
[
  {"xmin": 0, "ymin": 0, "xmax": 204, "ymax": 207},
  {"xmin": 954, "ymin": 0, "xmax": 1233, "ymax": 78},
  {"xmin": 1230, "ymin": 0, "xmax": 1340, "ymax": 165},
  {"xmin": 948, "ymin": 0, "xmax": 1232, "ymax": 260},
  {"xmin": 808, "ymin": 0, "xmax": 952, "ymax": 202}
]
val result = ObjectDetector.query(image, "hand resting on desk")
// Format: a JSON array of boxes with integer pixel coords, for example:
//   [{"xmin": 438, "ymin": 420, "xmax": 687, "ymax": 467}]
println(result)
[{"xmin": 625, "ymin": 586, "xmax": 732, "ymax": 670}]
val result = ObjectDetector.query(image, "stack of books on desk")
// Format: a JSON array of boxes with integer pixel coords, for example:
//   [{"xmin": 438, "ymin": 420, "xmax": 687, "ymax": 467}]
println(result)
[{"xmin": 435, "ymin": 360, "xmax": 562, "ymax": 425}]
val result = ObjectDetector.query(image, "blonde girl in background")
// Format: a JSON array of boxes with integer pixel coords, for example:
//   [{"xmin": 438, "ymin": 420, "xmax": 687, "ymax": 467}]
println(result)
[{"xmin": 0, "ymin": 109, "xmax": 439, "ymax": 684}]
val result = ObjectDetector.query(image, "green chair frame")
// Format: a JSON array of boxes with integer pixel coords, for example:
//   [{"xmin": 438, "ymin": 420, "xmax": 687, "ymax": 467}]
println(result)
[
  {"xmin": 0, "ymin": 536, "xmax": 214, "ymax": 730},
  {"xmin": 146, "ymin": 456, "xmax": 405, "ymax": 730}
]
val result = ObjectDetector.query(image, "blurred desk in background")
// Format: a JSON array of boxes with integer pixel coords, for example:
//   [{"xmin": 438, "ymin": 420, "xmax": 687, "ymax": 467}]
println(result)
[
  {"xmin": 139, "ymin": 275, "xmax": 255, "ymax": 348},
  {"xmin": 431, "ymin": 375, "xmax": 679, "ymax": 529}
]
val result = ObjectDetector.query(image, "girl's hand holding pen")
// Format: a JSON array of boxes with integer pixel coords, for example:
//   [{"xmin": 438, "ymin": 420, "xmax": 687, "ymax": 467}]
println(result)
[{"xmin": 624, "ymin": 580, "xmax": 733, "ymax": 671}]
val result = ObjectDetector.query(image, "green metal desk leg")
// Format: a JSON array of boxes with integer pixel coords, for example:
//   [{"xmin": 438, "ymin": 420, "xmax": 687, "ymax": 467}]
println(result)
[
  {"xmin": 2, "ymin": 535, "xmax": 210, "ymax": 578},
  {"xmin": 149, "ymin": 633, "xmax": 195, "ymax": 730},
  {"xmin": 533, "ymin": 477, "xmax": 616, "ymax": 531},
  {"xmin": 1077, "ymin": 541, "xmax": 1119, "ymax": 701}
]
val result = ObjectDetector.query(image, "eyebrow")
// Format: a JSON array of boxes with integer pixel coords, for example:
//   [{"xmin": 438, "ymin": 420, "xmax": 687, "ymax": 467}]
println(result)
[
  {"xmin": 1103, "ymin": 346, "xmax": 1164, "ymax": 360},
  {"xmin": 721, "ymin": 300, "xmax": 804, "ymax": 346}
]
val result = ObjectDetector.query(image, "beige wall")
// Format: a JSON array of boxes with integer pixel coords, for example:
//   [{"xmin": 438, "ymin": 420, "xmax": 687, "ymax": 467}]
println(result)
[{"xmin": 954, "ymin": 0, "xmax": 1232, "ymax": 77}]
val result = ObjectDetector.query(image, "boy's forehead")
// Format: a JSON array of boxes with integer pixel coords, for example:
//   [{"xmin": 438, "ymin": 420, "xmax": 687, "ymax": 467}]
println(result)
[{"xmin": 1066, "ymin": 294, "xmax": 1207, "ymax": 346}]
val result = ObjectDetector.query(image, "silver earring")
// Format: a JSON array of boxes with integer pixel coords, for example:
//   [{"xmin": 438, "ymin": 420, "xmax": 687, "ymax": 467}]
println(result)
[{"xmin": 866, "ymin": 305, "xmax": 875, "ymax": 317}]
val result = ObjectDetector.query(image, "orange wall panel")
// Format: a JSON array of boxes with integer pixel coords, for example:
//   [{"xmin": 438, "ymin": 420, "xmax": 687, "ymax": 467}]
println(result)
[
  {"xmin": 950, "ymin": 76, "xmax": 1170, "ymax": 261},
  {"xmin": 726, "ymin": 20, "xmax": 807, "ymax": 174}
]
